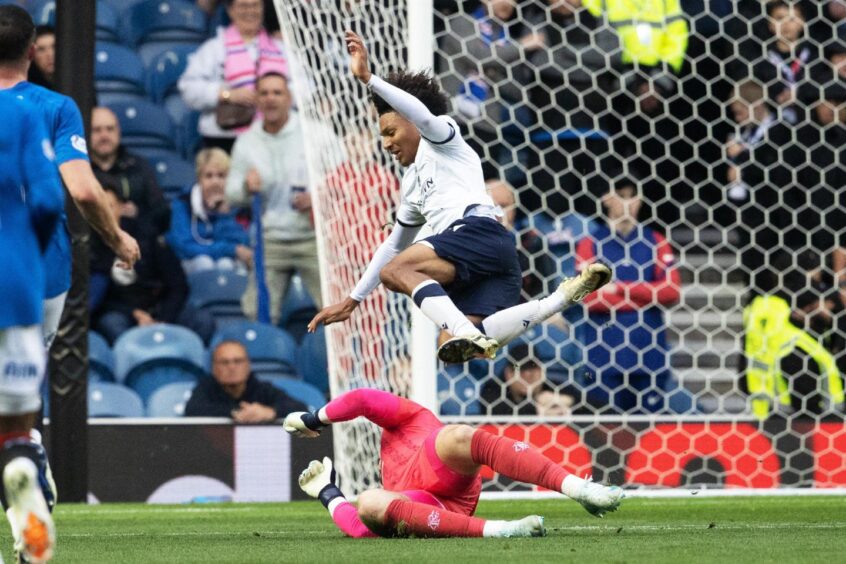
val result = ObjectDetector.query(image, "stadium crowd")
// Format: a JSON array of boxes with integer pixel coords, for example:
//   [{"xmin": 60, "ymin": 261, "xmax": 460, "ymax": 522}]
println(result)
[{"xmin": 14, "ymin": 0, "xmax": 844, "ymax": 419}]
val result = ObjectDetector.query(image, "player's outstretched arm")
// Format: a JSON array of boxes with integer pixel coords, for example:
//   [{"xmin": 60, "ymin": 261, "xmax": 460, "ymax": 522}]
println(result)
[
  {"xmin": 307, "ymin": 220, "xmax": 421, "ymax": 332},
  {"xmin": 345, "ymin": 31, "xmax": 452, "ymax": 143},
  {"xmin": 59, "ymin": 160, "xmax": 141, "ymax": 268}
]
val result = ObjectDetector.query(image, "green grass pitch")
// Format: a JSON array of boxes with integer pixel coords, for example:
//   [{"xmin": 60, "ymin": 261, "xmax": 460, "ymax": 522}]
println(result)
[{"xmin": 8, "ymin": 496, "xmax": 845, "ymax": 563}]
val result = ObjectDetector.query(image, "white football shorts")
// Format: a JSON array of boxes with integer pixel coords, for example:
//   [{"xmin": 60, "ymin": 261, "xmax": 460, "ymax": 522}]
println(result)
[{"xmin": 0, "ymin": 325, "xmax": 46, "ymax": 415}]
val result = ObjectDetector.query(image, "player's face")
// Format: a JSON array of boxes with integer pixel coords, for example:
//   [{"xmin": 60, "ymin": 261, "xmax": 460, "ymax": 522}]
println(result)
[
  {"xmin": 33, "ymin": 33, "xmax": 55, "ymax": 76},
  {"xmin": 505, "ymin": 365, "xmax": 542, "ymax": 398},
  {"xmin": 228, "ymin": 0, "xmax": 263, "ymax": 37},
  {"xmin": 378, "ymin": 112, "xmax": 421, "ymax": 167},
  {"xmin": 486, "ymin": 0, "xmax": 516, "ymax": 21},
  {"xmin": 257, "ymin": 75, "xmax": 291, "ymax": 125},
  {"xmin": 212, "ymin": 343, "xmax": 251, "ymax": 388},
  {"xmin": 603, "ymin": 187, "xmax": 641, "ymax": 223},
  {"xmin": 90, "ymin": 109, "xmax": 121, "ymax": 159}
]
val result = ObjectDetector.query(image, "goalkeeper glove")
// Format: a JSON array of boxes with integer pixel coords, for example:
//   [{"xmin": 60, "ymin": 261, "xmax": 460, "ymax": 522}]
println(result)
[
  {"xmin": 283, "ymin": 411, "xmax": 324, "ymax": 438},
  {"xmin": 298, "ymin": 456, "xmax": 335, "ymax": 498}
]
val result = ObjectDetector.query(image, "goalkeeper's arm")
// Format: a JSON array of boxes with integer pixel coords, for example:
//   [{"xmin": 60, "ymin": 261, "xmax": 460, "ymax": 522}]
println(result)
[{"xmin": 284, "ymin": 409, "xmax": 329, "ymax": 438}]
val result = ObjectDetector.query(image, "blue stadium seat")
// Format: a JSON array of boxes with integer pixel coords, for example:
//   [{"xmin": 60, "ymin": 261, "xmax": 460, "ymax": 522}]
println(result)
[
  {"xmin": 211, "ymin": 322, "xmax": 297, "ymax": 378},
  {"xmin": 438, "ymin": 361, "xmax": 486, "ymax": 416},
  {"xmin": 102, "ymin": 0, "xmax": 147, "ymax": 16},
  {"xmin": 113, "ymin": 324, "xmax": 206, "ymax": 383},
  {"xmin": 107, "ymin": 99, "xmax": 176, "ymax": 151},
  {"xmin": 188, "ymin": 269, "xmax": 247, "ymax": 317},
  {"xmin": 146, "ymin": 381, "xmax": 195, "ymax": 417},
  {"xmin": 295, "ymin": 326, "xmax": 328, "ymax": 394},
  {"xmin": 279, "ymin": 275, "xmax": 319, "ymax": 342},
  {"xmin": 139, "ymin": 39, "xmax": 200, "ymax": 71},
  {"xmin": 146, "ymin": 43, "xmax": 197, "ymax": 103},
  {"xmin": 94, "ymin": 42, "xmax": 146, "ymax": 99},
  {"xmin": 89, "ymin": 382, "xmax": 145, "ymax": 418},
  {"xmin": 27, "ymin": 0, "xmax": 54, "ymax": 25},
  {"xmin": 127, "ymin": 0, "xmax": 207, "ymax": 47},
  {"xmin": 89, "ymin": 331, "xmax": 115, "ymax": 382},
  {"xmin": 96, "ymin": 0, "xmax": 121, "ymax": 42},
  {"xmin": 258, "ymin": 377, "xmax": 325, "ymax": 412},
  {"xmin": 145, "ymin": 151, "xmax": 195, "ymax": 198}
]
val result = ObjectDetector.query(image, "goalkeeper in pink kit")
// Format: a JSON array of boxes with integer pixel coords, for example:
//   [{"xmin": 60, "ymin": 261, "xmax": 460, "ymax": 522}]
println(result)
[{"xmin": 284, "ymin": 389, "xmax": 623, "ymax": 539}]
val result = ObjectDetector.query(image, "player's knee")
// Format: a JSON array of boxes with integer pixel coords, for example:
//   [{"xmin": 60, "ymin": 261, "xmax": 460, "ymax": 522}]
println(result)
[
  {"xmin": 357, "ymin": 489, "xmax": 389, "ymax": 525},
  {"xmin": 379, "ymin": 260, "xmax": 405, "ymax": 292},
  {"xmin": 442, "ymin": 424, "xmax": 476, "ymax": 452}
]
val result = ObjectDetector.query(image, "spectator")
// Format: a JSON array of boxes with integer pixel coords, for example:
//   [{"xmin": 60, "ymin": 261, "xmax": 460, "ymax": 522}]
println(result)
[
  {"xmin": 178, "ymin": 0, "xmax": 287, "ymax": 152},
  {"xmin": 481, "ymin": 343, "xmax": 578, "ymax": 416},
  {"xmin": 26, "ymin": 25, "xmax": 54, "ymax": 89},
  {"xmin": 89, "ymin": 107, "xmax": 171, "ymax": 234},
  {"xmin": 437, "ymin": 0, "xmax": 546, "ymax": 178},
  {"xmin": 486, "ymin": 178, "xmax": 556, "ymax": 301},
  {"xmin": 90, "ymin": 187, "xmax": 216, "ymax": 345},
  {"xmin": 167, "ymin": 148, "xmax": 252, "ymax": 274},
  {"xmin": 743, "ymin": 254, "xmax": 844, "ymax": 419},
  {"xmin": 185, "ymin": 340, "xmax": 306, "ymax": 421},
  {"xmin": 226, "ymin": 72, "xmax": 322, "ymax": 324},
  {"xmin": 724, "ymin": 80, "xmax": 808, "ymax": 292},
  {"xmin": 576, "ymin": 181, "xmax": 690, "ymax": 414}
]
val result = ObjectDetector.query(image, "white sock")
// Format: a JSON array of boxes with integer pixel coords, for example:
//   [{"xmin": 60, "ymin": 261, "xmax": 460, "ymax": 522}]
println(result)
[
  {"xmin": 482, "ymin": 519, "xmax": 510, "ymax": 538},
  {"xmin": 327, "ymin": 497, "xmax": 346, "ymax": 517},
  {"xmin": 412, "ymin": 280, "xmax": 480, "ymax": 337},
  {"xmin": 562, "ymin": 474, "xmax": 587, "ymax": 500},
  {"xmin": 481, "ymin": 293, "xmax": 567, "ymax": 346}
]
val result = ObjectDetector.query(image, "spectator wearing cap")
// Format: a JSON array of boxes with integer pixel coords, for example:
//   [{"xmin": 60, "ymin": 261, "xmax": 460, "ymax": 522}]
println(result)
[
  {"xmin": 575, "ymin": 180, "xmax": 691, "ymax": 414},
  {"xmin": 178, "ymin": 0, "xmax": 287, "ymax": 152},
  {"xmin": 481, "ymin": 343, "xmax": 580, "ymax": 417}
]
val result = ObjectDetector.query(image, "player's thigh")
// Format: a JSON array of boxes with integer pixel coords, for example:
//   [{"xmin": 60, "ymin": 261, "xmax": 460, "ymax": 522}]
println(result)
[
  {"xmin": 434, "ymin": 424, "xmax": 479, "ymax": 476},
  {"xmin": 381, "ymin": 243, "xmax": 457, "ymax": 289},
  {"xmin": 356, "ymin": 488, "xmax": 410, "ymax": 525},
  {"xmin": 0, "ymin": 326, "xmax": 46, "ymax": 417}
]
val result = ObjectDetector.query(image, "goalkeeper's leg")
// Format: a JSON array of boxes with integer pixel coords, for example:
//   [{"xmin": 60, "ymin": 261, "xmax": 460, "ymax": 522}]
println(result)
[{"xmin": 437, "ymin": 425, "xmax": 624, "ymax": 518}]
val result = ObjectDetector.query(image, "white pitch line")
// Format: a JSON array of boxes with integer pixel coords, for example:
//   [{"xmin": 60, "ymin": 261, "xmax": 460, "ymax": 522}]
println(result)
[{"xmin": 59, "ymin": 506, "xmax": 261, "ymax": 516}]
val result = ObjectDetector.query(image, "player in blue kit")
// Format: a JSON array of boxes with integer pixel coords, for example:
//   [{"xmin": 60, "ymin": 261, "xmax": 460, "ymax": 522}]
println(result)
[
  {"xmin": 0, "ymin": 5, "xmax": 140, "ymax": 349},
  {"xmin": 0, "ymin": 89, "xmax": 64, "ymax": 563},
  {"xmin": 309, "ymin": 31, "xmax": 611, "ymax": 363}
]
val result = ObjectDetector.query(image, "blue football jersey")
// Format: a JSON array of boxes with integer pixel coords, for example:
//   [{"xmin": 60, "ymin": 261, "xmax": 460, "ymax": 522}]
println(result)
[
  {"xmin": 0, "ymin": 91, "xmax": 64, "ymax": 328},
  {"xmin": 7, "ymin": 81, "xmax": 89, "ymax": 298}
]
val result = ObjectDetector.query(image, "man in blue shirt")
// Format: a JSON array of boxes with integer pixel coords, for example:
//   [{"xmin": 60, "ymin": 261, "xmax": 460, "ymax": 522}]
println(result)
[
  {"xmin": 0, "ymin": 5, "xmax": 140, "ymax": 349},
  {"xmin": 0, "ymin": 88, "xmax": 63, "ymax": 564}
]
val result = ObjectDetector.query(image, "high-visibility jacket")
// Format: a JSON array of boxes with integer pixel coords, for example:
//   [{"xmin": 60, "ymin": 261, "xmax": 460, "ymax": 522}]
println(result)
[
  {"xmin": 583, "ymin": 0, "xmax": 688, "ymax": 72},
  {"xmin": 743, "ymin": 295, "xmax": 844, "ymax": 419}
]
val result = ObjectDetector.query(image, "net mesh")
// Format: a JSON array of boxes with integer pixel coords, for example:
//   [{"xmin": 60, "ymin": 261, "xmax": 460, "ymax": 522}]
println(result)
[{"xmin": 277, "ymin": 0, "xmax": 846, "ymax": 494}]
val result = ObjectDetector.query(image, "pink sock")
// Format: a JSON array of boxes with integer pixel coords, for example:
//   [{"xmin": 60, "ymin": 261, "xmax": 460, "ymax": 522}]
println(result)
[
  {"xmin": 385, "ymin": 499, "xmax": 485, "ymax": 538},
  {"xmin": 330, "ymin": 500, "xmax": 377, "ymax": 538},
  {"xmin": 470, "ymin": 429, "xmax": 570, "ymax": 492}
]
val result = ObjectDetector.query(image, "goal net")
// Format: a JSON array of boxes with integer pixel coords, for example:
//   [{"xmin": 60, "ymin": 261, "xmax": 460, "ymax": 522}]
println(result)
[{"xmin": 277, "ymin": 0, "xmax": 846, "ymax": 496}]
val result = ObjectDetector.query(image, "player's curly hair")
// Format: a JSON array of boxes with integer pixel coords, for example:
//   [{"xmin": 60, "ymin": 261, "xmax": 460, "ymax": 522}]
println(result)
[{"xmin": 370, "ymin": 70, "xmax": 449, "ymax": 117}]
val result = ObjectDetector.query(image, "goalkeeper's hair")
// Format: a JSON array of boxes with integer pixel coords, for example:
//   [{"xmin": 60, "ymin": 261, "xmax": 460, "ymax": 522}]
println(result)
[{"xmin": 370, "ymin": 70, "xmax": 449, "ymax": 117}]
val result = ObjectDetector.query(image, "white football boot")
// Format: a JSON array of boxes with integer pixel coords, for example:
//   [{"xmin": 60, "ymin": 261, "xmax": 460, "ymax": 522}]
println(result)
[
  {"xmin": 558, "ymin": 262, "xmax": 612, "ymax": 305},
  {"xmin": 4, "ymin": 458, "xmax": 55, "ymax": 562},
  {"xmin": 572, "ymin": 478, "xmax": 624, "ymax": 518},
  {"xmin": 484, "ymin": 515, "xmax": 547, "ymax": 538}
]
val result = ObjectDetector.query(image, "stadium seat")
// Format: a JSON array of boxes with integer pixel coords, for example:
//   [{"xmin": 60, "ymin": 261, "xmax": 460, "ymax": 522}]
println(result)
[
  {"xmin": 95, "ymin": 0, "xmax": 121, "ymax": 42},
  {"xmin": 258, "ymin": 377, "xmax": 325, "ymax": 412},
  {"xmin": 113, "ymin": 323, "xmax": 206, "ymax": 388},
  {"xmin": 146, "ymin": 381, "xmax": 195, "ymax": 417},
  {"xmin": 139, "ymin": 39, "xmax": 200, "ymax": 71},
  {"xmin": 279, "ymin": 275, "xmax": 319, "ymax": 342},
  {"xmin": 188, "ymin": 269, "xmax": 248, "ymax": 323},
  {"xmin": 146, "ymin": 43, "xmax": 197, "ymax": 103},
  {"xmin": 438, "ymin": 362, "xmax": 485, "ymax": 416},
  {"xmin": 88, "ymin": 382, "xmax": 145, "ymax": 418},
  {"xmin": 210, "ymin": 322, "xmax": 297, "ymax": 378},
  {"xmin": 94, "ymin": 42, "xmax": 147, "ymax": 99},
  {"xmin": 89, "ymin": 331, "xmax": 116, "ymax": 382},
  {"xmin": 145, "ymin": 151, "xmax": 195, "ymax": 198},
  {"xmin": 27, "ymin": 0, "xmax": 54, "ymax": 25},
  {"xmin": 127, "ymin": 0, "xmax": 207, "ymax": 47},
  {"xmin": 295, "ymin": 326, "xmax": 328, "ymax": 394},
  {"xmin": 107, "ymin": 99, "xmax": 176, "ymax": 151}
]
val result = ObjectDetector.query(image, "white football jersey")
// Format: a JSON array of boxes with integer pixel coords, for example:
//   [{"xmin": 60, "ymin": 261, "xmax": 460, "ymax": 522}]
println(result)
[{"xmin": 395, "ymin": 116, "xmax": 494, "ymax": 234}]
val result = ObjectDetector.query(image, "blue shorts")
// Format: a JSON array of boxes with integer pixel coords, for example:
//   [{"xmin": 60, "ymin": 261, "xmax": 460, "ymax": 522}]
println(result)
[
  {"xmin": 424, "ymin": 216, "xmax": 521, "ymax": 317},
  {"xmin": 44, "ymin": 221, "xmax": 71, "ymax": 299}
]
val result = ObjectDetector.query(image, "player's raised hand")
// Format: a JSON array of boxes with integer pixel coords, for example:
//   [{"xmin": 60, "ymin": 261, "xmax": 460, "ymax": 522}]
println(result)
[
  {"xmin": 307, "ymin": 297, "xmax": 359, "ymax": 333},
  {"xmin": 344, "ymin": 30, "xmax": 372, "ymax": 83},
  {"xmin": 112, "ymin": 229, "xmax": 141, "ymax": 269}
]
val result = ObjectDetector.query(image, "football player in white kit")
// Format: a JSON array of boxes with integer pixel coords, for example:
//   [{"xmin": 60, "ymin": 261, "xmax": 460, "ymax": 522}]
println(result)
[{"xmin": 309, "ymin": 31, "xmax": 611, "ymax": 363}]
